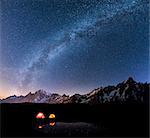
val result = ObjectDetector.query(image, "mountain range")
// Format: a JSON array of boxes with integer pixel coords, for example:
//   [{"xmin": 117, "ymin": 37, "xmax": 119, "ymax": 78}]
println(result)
[{"xmin": 1, "ymin": 77, "xmax": 149, "ymax": 104}]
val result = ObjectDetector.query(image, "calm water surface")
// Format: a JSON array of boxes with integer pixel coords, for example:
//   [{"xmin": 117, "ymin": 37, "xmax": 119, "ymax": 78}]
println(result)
[{"xmin": 33, "ymin": 121, "xmax": 105, "ymax": 136}]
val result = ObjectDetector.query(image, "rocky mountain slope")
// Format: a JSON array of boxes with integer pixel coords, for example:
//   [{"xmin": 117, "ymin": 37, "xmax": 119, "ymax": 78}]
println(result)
[{"xmin": 1, "ymin": 77, "xmax": 149, "ymax": 104}]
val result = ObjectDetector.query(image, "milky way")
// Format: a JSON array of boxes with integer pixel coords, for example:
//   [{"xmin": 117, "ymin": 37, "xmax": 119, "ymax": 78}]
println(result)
[{"xmin": 0, "ymin": 0, "xmax": 149, "ymax": 97}]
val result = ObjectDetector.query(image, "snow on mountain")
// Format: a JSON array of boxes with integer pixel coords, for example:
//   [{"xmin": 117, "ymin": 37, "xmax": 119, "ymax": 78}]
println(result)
[
  {"xmin": 1, "ymin": 77, "xmax": 149, "ymax": 104},
  {"xmin": 1, "ymin": 95, "xmax": 24, "ymax": 103}
]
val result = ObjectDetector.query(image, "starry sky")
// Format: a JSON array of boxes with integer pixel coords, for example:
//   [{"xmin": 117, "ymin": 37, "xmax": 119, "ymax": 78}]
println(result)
[{"xmin": 0, "ymin": 0, "xmax": 149, "ymax": 98}]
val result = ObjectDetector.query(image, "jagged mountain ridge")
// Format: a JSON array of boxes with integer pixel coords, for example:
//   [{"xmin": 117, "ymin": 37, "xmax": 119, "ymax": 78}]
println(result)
[{"xmin": 1, "ymin": 77, "xmax": 149, "ymax": 104}]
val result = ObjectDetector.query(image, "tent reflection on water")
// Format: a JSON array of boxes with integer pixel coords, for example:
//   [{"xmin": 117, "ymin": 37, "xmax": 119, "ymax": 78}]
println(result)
[
  {"xmin": 38, "ymin": 125, "xmax": 44, "ymax": 129},
  {"xmin": 36, "ymin": 121, "xmax": 56, "ymax": 128},
  {"xmin": 34, "ymin": 112, "xmax": 56, "ymax": 128},
  {"xmin": 49, "ymin": 114, "xmax": 56, "ymax": 127},
  {"xmin": 49, "ymin": 121, "xmax": 55, "ymax": 126}
]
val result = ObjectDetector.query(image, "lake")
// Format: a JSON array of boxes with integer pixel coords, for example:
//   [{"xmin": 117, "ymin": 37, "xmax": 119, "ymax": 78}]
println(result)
[
  {"xmin": 1, "ymin": 103, "xmax": 149, "ymax": 137},
  {"xmin": 33, "ymin": 121, "xmax": 105, "ymax": 136}
]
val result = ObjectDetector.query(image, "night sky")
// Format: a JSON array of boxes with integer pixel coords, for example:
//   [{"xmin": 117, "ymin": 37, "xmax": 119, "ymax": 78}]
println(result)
[{"xmin": 0, "ymin": 0, "xmax": 149, "ymax": 98}]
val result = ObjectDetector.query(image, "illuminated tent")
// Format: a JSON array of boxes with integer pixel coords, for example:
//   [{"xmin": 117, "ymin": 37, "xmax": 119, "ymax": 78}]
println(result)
[
  {"xmin": 49, "ymin": 114, "xmax": 55, "ymax": 119},
  {"xmin": 36, "ymin": 112, "xmax": 45, "ymax": 119}
]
